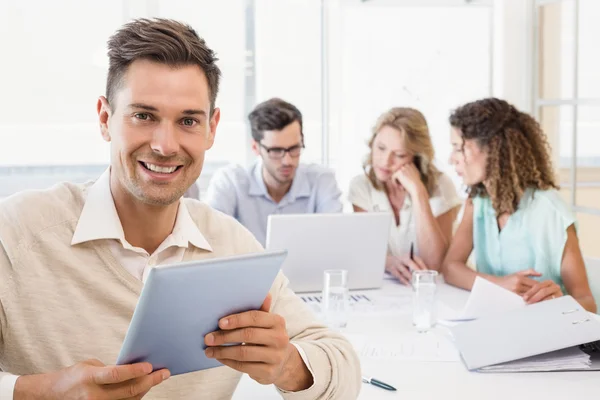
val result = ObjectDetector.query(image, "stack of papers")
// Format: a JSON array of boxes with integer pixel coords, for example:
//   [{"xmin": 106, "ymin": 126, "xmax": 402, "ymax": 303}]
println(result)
[
  {"xmin": 450, "ymin": 295, "xmax": 600, "ymax": 372},
  {"xmin": 478, "ymin": 347, "xmax": 591, "ymax": 373},
  {"xmin": 300, "ymin": 291, "xmax": 414, "ymax": 316}
]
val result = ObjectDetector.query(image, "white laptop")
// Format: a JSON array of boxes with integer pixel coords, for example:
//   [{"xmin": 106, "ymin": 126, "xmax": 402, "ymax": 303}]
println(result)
[{"xmin": 266, "ymin": 213, "xmax": 392, "ymax": 293}]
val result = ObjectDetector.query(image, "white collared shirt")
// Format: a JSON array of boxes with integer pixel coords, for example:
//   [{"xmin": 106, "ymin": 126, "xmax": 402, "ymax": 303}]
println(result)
[
  {"xmin": 0, "ymin": 168, "xmax": 319, "ymax": 399},
  {"xmin": 348, "ymin": 172, "xmax": 462, "ymax": 258},
  {"xmin": 71, "ymin": 168, "xmax": 213, "ymax": 281},
  {"xmin": 0, "ymin": 168, "xmax": 216, "ymax": 398},
  {"xmin": 0, "ymin": 164, "xmax": 329, "ymax": 400}
]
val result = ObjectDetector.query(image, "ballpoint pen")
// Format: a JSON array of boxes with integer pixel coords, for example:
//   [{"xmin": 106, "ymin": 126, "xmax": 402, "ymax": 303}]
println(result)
[{"xmin": 362, "ymin": 376, "xmax": 397, "ymax": 391}]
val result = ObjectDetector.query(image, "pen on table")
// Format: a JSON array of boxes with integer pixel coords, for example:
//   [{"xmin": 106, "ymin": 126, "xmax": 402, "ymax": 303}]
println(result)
[{"xmin": 362, "ymin": 376, "xmax": 396, "ymax": 391}]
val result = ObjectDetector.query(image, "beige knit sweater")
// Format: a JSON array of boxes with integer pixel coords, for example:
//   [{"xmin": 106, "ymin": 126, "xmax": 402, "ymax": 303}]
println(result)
[{"xmin": 0, "ymin": 182, "xmax": 361, "ymax": 399}]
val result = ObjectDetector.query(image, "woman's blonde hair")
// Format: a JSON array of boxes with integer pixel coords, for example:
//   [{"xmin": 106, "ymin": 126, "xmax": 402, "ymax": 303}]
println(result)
[{"xmin": 364, "ymin": 107, "xmax": 440, "ymax": 195}]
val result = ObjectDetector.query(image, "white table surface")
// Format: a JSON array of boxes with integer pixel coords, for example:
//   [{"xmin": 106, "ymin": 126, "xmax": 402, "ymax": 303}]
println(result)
[{"xmin": 232, "ymin": 278, "xmax": 600, "ymax": 399}]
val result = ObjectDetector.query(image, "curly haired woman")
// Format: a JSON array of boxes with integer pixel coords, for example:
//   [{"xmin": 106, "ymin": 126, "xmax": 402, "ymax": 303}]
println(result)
[{"xmin": 443, "ymin": 98, "xmax": 596, "ymax": 312}]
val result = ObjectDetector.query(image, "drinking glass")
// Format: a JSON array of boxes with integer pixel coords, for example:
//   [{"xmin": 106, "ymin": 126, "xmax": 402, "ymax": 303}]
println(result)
[
  {"xmin": 322, "ymin": 269, "xmax": 349, "ymax": 329},
  {"xmin": 412, "ymin": 270, "xmax": 438, "ymax": 332}
]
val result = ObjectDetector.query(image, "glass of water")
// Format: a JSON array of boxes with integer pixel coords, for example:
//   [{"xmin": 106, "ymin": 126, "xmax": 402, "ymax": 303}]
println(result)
[
  {"xmin": 412, "ymin": 270, "xmax": 438, "ymax": 332},
  {"xmin": 322, "ymin": 269, "xmax": 349, "ymax": 329}
]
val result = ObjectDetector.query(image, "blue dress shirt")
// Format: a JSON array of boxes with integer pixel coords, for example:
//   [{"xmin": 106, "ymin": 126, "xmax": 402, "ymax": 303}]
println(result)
[{"xmin": 205, "ymin": 160, "xmax": 343, "ymax": 246}]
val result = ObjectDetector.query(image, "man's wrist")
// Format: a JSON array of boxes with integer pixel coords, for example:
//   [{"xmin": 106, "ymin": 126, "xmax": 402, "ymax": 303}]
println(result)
[
  {"xmin": 14, "ymin": 374, "xmax": 50, "ymax": 400},
  {"xmin": 274, "ymin": 344, "xmax": 313, "ymax": 392}
]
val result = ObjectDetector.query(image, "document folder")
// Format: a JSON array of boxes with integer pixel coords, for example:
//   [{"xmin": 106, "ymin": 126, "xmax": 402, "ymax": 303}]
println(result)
[{"xmin": 450, "ymin": 296, "xmax": 600, "ymax": 371}]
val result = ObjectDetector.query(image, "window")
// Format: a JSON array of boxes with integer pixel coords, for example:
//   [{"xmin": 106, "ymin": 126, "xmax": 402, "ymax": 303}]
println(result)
[
  {"xmin": 0, "ymin": 0, "xmax": 493, "ymax": 199},
  {"xmin": 534, "ymin": 0, "xmax": 600, "ymax": 256},
  {"xmin": 255, "ymin": 0, "xmax": 323, "ymax": 164},
  {"xmin": 326, "ymin": 0, "xmax": 493, "ymax": 196},
  {"xmin": 0, "ymin": 1, "xmax": 120, "ymax": 169},
  {"xmin": 535, "ymin": 0, "xmax": 600, "ymax": 207},
  {"xmin": 0, "ymin": 0, "xmax": 248, "ymax": 196}
]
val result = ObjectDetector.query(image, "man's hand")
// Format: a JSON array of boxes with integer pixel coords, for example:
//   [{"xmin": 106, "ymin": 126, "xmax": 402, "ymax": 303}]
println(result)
[
  {"xmin": 492, "ymin": 269, "xmax": 542, "ymax": 295},
  {"xmin": 14, "ymin": 359, "xmax": 169, "ymax": 400},
  {"xmin": 204, "ymin": 294, "xmax": 312, "ymax": 392},
  {"xmin": 523, "ymin": 280, "xmax": 563, "ymax": 304},
  {"xmin": 385, "ymin": 254, "xmax": 428, "ymax": 285}
]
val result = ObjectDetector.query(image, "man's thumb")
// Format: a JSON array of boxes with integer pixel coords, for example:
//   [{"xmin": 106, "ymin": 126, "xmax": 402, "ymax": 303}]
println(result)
[{"xmin": 260, "ymin": 293, "xmax": 273, "ymax": 312}]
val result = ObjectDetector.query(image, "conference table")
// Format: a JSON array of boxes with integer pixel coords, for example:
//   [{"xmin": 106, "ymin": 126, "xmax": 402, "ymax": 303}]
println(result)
[{"xmin": 233, "ymin": 277, "xmax": 600, "ymax": 399}]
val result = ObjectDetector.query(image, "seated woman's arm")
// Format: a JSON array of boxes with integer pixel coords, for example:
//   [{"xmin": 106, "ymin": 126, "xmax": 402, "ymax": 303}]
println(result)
[
  {"xmin": 444, "ymin": 200, "xmax": 548, "ymax": 294},
  {"xmin": 437, "ymin": 206, "xmax": 460, "ymax": 244},
  {"xmin": 560, "ymin": 226, "xmax": 596, "ymax": 312},
  {"xmin": 416, "ymin": 204, "xmax": 459, "ymax": 271},
  {"xmin": 523, "ymin": 225, "xmax": 596, "ymax": 313},
  {"xmin": 441, "ymin": 200, "xmax": 478, "ymax": 289},
  {"xmin": 412, "ymin": 193, "xmax": 452, "ymax": 271}
]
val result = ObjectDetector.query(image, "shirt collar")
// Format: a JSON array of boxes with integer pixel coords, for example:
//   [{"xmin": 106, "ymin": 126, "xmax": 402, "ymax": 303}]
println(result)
[
  {"xmin": 371, "ymin": 184, "xmax": 412, "ymax": 212},
  {"xmin": 172, "ymin": 199, "xmax": 213, "ymax": 251},
  {"xmin": 71, "ymin": 168, "xmax": 212, "ymax": 252},
  {"xmin": 519, "ymin": 188, "xmax": 535, "ymax": 209},
  {"xmin": 247, "ymin": 159, "xmax": 311, "ymax": 201},
  {"xmin": 248, "ymin": 159, "xmax": 268, "ymax": 197}
]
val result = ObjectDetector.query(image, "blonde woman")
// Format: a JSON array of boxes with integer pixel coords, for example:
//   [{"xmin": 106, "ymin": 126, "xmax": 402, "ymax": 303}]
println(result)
[{"xmin": 349, "ymin": 108, "xmax": 461, "ymax": 284}]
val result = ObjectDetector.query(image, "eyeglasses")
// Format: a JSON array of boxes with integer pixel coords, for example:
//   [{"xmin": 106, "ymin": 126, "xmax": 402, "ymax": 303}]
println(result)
[{"xmin": 258, "ymin": 142, "xmax": 304, "ymax": 159}]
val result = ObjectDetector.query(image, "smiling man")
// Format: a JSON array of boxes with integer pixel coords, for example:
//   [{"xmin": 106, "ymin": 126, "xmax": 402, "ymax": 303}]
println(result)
[
  {"xmin": 0, "ymin": 19, "xmax": 360, "ymax": 400},
  {"xmin": 205, "ymin": 98, "xmax": 343, "ymax": 246}
]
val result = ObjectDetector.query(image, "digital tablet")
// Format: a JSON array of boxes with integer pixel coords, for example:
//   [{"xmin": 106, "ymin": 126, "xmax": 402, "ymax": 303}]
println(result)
[{"xmin": 116, "ymin": 250, "xmax": 287, "ymax": 376}]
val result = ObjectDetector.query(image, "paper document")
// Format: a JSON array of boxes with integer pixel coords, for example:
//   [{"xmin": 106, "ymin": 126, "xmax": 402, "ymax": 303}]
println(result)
[
  {"xmin": 442, "ymin": 277, "xmax": 526, "ymax": 322},
  {"xmin": 300, "ymin": 293, "xmax": 375, "ymax": 314},
  {"xmin": 301, "ymin": 292, "xmax": 413, "ymax": 316},
  {"xmin": 345, "ymin": 332, "xmax": 460, "ymax": 363},
  {"xmin": 478, "ymin": 347, "xmax": 591, "ymax": 373},
  {"xmin": 461, "ymin": 276, "xmax": 526, "ymax": 319}
]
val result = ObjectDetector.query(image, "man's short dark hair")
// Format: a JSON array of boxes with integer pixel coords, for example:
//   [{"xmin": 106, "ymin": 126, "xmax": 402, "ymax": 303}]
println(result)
[
  {"xmin": 106, "ymin": 18, "xmax": 221, "ymax": 113},
  {"xmin": 248, "ymin": 98, "xmax": 303, "ymax": 142}
]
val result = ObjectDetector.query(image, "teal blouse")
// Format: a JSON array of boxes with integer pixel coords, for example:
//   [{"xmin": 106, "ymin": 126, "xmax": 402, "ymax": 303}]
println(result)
[{"xmin": 473, "ymin": 189, "xmax": 576, "ymax": 289}]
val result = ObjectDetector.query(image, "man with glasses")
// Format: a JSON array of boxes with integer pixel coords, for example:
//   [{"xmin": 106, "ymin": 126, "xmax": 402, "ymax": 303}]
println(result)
[{"xmin": 205, "ymin": 98, "xmax": 342, "ymax": 246}]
